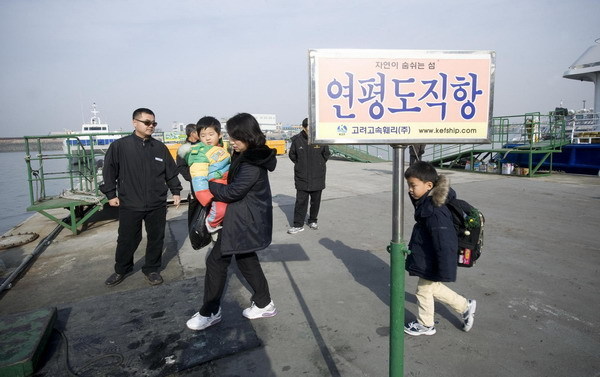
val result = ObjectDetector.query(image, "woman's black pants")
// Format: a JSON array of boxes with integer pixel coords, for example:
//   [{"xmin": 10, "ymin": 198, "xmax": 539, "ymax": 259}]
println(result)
[{"xmin": 200, "ymin": 238, "xmax": 271, "ymax": 316}]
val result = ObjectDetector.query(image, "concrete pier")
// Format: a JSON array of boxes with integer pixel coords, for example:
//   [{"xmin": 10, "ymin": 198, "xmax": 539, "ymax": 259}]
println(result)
[{"xmin": 0, "ymin": 156, "xmax": 599, "ymax": 376}]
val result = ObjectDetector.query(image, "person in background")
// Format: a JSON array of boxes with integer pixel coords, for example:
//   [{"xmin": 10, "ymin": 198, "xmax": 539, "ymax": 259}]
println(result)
[
  {"xmin": 101, "ymin": 108, "xmax": 182, "ymax": 287},
  {"xmin": 403, "ymin": 161, "xmax": 476, "ymax": 336},
  {"xmin": 287, "ymin": 117, "xmax": 331, "ymax": 234},
  {"xmin": 525, "ymin": 118, "xmax": 535, "ymax": 144},
  {"xmin": 409, "ymin": 144, "xmax": 426, "ymax": 166},
  {"xmin": 177, "ymin": 123, "xmax": 200, "ymax": 226},
  {"xmin": 186, "ymin": 113, "xmax": 277, "ymax": 331}
]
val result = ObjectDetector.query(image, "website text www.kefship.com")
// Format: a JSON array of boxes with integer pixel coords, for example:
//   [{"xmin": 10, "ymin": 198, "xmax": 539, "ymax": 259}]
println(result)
[{"xmin": 418, "ymin": 127, "xmax": 478, "ymax": 134}]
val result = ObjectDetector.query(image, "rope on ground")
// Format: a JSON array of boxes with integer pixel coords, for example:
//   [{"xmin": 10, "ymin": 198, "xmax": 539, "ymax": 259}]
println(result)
[
  {"xmin": 56, "ymin": 328, "xmax": 124, "ymax": 376},
  {"xmin": 59, "ymin": 190, "xmax": 105, "ymax": 205}
]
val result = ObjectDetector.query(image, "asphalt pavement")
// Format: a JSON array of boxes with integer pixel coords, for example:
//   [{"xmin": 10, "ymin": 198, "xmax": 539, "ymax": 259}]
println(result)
[{"xmin": 1, "ymin": 155, "xmax": 599, "ymax": 376}]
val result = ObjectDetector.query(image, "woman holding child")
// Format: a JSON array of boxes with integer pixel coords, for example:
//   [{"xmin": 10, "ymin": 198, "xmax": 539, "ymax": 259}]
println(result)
[{"xmin": 186, "ymin": 113, "xmax": 278, "ymax": 330}]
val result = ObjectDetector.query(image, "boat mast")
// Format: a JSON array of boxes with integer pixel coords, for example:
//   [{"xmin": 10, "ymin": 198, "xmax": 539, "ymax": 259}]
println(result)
[{"xmin": 90, "ymin": 102, "xmax": 101, "ymax": 125}]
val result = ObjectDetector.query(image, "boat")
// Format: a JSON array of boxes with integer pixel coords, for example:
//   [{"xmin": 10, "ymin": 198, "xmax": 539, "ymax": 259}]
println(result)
[
  {"xmin": 499, "ymin": 107, "xmax": 600, "ymax": 175},
  {"xmin": 500, "ymin": 40, "xmax": 600, "ymax": 175},
  {"xmin": 62, "ymin": 103, "xmax": 122, "ymax": 155}
]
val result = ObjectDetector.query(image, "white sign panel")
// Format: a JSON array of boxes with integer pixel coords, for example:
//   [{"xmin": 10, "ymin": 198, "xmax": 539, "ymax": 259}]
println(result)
[{"xmin": 309, "ymin": 49, "xmax": 495, "ymax": 144}]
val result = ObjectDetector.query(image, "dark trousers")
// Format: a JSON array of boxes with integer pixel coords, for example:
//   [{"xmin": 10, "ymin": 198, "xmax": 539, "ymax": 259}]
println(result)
[
  {"xmin": 114, "ymin": 206, "xmax": 167, "ymax": 275},
  {"xmin": 293, "ymin": 190, "xmax": 322, "ymax": 227},
  {"xmin": 200, "ymin": 238, "xmax": 271, "ymax": 316}
]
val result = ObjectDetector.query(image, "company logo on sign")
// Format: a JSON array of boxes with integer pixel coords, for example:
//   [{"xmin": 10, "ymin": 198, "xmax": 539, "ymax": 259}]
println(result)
[{"xmin": 336, "ymin": 125, "xmax": 348, "ymax": 135}]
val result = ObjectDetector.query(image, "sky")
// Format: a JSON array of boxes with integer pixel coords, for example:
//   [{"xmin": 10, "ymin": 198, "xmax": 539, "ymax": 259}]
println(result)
[{"xmin": 0, "ymin": 0, "xmax": 599, "ymax": 137}]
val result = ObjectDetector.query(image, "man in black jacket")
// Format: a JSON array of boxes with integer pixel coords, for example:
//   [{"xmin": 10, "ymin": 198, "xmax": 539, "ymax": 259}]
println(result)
[
  {"xmin": 287, "ymin": 118, "xmax": 331, "ymax": 234},
  {"xmin": 100, "ymin": 108, "xmax": 182, "ymax": 287}
]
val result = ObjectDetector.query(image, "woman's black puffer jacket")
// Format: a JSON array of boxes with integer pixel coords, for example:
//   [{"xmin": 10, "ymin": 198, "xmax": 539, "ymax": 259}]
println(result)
[{"xmin": 209, "ymin": 145, "xmax": 277, "ymax": 255}]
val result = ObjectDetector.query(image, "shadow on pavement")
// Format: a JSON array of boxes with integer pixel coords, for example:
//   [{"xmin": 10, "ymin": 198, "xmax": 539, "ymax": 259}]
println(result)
[{"xmin": 319, "ymin": 237, "xmax": 463, "ymax": 329}]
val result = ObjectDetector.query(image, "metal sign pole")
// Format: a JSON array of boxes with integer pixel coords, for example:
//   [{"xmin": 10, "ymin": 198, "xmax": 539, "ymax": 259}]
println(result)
[
  {"xmin": 388, "ymin": 144, "xmax": 409, "ymax": 377},
  {"xmin": 309, "ymin": 47, "xmax": 494, "ymax": 377}
]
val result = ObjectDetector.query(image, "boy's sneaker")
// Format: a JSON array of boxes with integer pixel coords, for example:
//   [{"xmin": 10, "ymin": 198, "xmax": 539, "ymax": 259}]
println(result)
[
  {"xmin": 462, "ymin": 299, "xmax": 477, "ymax": 332},
  {"xmin": 404, "ymin": 321, "xmax": 436, "ymax": 336},
  {"xmin": 307, "ymin": 222, "xmax": 318, "ymax": 230},
  {"xmin": 242, "ymin": 301, "xmax": 278, "ymax": 319},
  {"xmin": 287, "ymin": 226, "xmax": 304, "ymax": 234},
  {"xmin": 186, "ymin": 309, "xmax": 222, "ymax": 330},
  {"xmin": 205, "ymin": 218, "xmax": 222, "ymax": 233}
]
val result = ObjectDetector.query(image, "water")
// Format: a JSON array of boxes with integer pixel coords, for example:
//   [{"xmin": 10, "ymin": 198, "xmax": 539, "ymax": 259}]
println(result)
[{"xmin": 0, "ymin": 151, "xmax": 66, "ymax": 235}]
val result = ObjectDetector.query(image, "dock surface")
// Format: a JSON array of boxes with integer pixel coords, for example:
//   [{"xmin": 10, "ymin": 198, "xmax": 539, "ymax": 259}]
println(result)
[{"xmin": 1, "ymin": 156, "xmax": 599, "ymax": 376}]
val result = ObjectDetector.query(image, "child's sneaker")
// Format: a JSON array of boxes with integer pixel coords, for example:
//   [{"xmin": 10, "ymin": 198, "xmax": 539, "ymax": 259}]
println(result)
[
  {"xmin": 205, "ymin": 218, "xmax": 222, "ymax": 233},
  {"xmin": 186, "ymin": 309, "xmax": 221, "ymax": 330},
  {"xmin": 462, "ymin": 299, "xmax": 477, "ymax": 332},
  {"xmin": 404, "ymin": 321, "xmax": 436, "ymax": 336},
  {"xmin": 287, "ymin": 226, "xmax": 304, "ymax": 234},
  {"xmin": 242, "ymin": 301, "xmax": 278, "ymax": 319}
]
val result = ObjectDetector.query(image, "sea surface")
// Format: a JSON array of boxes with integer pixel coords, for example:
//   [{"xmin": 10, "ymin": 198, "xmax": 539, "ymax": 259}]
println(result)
[{"xmin": 0, "ymin": 151, "xmax": 66, "ymax": 235}]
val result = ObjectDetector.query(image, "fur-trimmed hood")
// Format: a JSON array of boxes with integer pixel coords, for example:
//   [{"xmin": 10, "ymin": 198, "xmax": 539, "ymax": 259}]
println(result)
[
  {"xmin": 411, "ymin": 174, "xmax": 456, "ymax": 217},
  {"xmin": 177, "ymin": 142, "xmax": 193, "ymax": 159},
  {"xmin": 429, "ymin": 174, "xmax": 453, "ymax": 207}
]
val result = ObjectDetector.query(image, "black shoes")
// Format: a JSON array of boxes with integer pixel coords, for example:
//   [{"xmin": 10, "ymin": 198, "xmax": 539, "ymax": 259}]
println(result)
[
  {"xmin": 105, "ymin": 271, "xmax": 163, "ymax": 286},
  {"xmin": 144, "ymin": 272, "xmax": 163, "ymax": 286},
  {"xmin": 105, "ymin": 272, "xmax": 127, "ymax": 287}
]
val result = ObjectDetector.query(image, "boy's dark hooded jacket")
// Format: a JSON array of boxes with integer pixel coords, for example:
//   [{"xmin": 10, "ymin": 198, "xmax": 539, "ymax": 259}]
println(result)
[
  {"xmin": 209, "ymin": 145, "xmax": 276, "ymax": 255},
  {"xmin": 406, "ymin": 174, "xmax": 459, "ymax": 282}
]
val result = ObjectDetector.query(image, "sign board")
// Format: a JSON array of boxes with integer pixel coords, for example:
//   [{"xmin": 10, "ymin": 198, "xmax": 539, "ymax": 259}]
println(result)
[
  {"xmin": 309, "ymin": 49, "xmax": 495, "ymax": 144},
  {"xmin": 163, "ymin": 131, "xmax": 186, "ymax": 144}
]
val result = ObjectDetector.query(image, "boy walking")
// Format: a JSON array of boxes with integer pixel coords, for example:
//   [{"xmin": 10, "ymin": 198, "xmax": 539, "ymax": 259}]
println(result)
[
  {"xmin": 403, "ymin": 161, "xmax": 476, "ymax": 335},
  {"xmin": 287, "ymin": 118, "xmax": 331, "ymax": 234}
]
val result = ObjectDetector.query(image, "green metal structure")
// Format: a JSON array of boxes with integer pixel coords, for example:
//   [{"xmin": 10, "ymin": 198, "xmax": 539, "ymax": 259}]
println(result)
[
  {"xmin": 329, "ymin": 144, "xmax": 389, "ymax": 163},
  {"xmin": 428, "ymin": 112, "xmax": 570, "ymax": 177},
  {"xmin": 23, "ymin": 133, "xmax": 128, "ymax": 234},
  {"xmin": 0, "ymin": 307, "xmax": 57, "ymax": 377},
  {"xmin": 329, "ymin": 112, "xmax": 572, "ymax": 177}
]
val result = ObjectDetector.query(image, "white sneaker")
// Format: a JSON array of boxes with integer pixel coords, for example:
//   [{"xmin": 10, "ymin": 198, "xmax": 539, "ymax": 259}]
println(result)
[
  {"xmin": 462, "ymin": 299, "xmax": 477, "ymax": 332},
  {"xmin": 186, "ymin": 309, "xmax": 221, "ymax": 330},
  {"xmin": 307, "ymin": 222, "xmax": 318, "ymax": 230},
  {"xmin": 404, "ymin": 321, "xmax": 436, "ymax": 336},
  {"xmin": 287, "ymin": 226, "xmax": 304, "ymax": 234},
  {"xmin": 242, "ymin": 301, "xmax": 277, "ymax": 319}
]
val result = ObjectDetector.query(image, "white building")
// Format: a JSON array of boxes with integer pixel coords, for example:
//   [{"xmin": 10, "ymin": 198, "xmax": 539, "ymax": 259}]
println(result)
[
  {"xmin": 171, "ymin": 122, "xmax": 186, "ymax": 133},
  {"xmin": 253, "ymin": 114, "xmax": 277, "ymax": 131}
]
